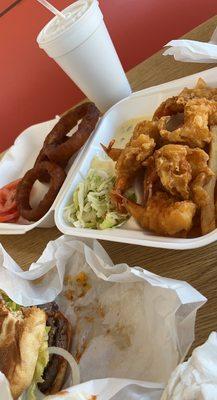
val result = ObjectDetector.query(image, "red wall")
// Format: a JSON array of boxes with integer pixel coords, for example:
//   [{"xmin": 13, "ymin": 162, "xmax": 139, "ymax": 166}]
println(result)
[{"xmin": 0, "ymin": 0, "xmax": 216, "ymax": 151}]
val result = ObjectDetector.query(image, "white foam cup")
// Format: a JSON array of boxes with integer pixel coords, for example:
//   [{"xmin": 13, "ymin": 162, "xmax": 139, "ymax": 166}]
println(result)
[{"xmin": 37, "ymin": 0, "xmax": 132, "ymax": 112}]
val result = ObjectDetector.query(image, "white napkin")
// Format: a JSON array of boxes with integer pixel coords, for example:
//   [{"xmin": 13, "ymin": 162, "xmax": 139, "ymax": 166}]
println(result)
[
  {"xmin": 161, "ymin": 332, "xmax": 217, "ymax": 399},
  {"xmin": 163, "ymin": 26, "xmax": 217, "ymax": 63}
]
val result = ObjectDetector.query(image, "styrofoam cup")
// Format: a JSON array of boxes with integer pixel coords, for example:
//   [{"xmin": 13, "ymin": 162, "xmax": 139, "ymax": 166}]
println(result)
[{"xmin": 37, "ymin": 0, "xmax": 132, "ymax": 112}]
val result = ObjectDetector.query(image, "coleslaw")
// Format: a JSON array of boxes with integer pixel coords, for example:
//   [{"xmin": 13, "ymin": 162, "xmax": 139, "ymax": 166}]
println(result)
[{"xmin": 64, "ymin": 157, "xmax": 128, "ymax": 229}]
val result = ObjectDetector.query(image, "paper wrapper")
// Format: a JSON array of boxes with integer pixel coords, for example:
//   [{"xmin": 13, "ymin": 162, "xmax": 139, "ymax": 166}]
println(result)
[
  {"xmin": 0, "ymin": 375, "xmax": 165, "ymax": 400},
  {"xmin": 0, "ymin": 235, "xmax": 206, "ymax": 399},
  {"xmin": 162, "ymin": 331, "xmax": 217, "ymax": 399},
  {"xmin": 163, "ymin": 26, "xmax": 217, "ymax": 63}
]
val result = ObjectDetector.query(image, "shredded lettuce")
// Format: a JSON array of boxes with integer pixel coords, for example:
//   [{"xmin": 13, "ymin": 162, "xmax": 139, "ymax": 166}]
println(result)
[
  {"xmin": 26, "ymin": 327, "xmax": 50, "ymax": 400},
  {"xmin": 0, "ymin": 291, "xmax": 20, "ymax": 312},
  {"xmin": 64, "ymin": 157, "xmax": 128, "ymax": 229}
]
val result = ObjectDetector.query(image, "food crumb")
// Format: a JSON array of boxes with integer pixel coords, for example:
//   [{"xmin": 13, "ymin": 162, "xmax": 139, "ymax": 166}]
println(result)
[
  {"xmin": 63, "ymin": 289, "xmax": 74, "ymax": 301},
  {"xmin": 64, "ymin": 271, "xmax": 91, "ymax": 301},
  {"xmin": 75, "ymin": 340, "xmax": 88, "ymax": 362},
  {"xmin": 76, "ymin": 271, "xmax": 88, "ymax": 286}
]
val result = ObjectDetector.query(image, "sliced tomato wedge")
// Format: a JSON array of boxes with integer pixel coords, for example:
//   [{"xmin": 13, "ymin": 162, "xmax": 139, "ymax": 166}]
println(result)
[
  {"xmin": 1, "ymin": 179, "xmax": 21, "ymax": 191},
  {"xmin": 0, "ymin": 209, "xmax": 19, "ymax": 222},
  {"xmin": 0, "ymin": 179, "xmax": 21, "ymax": 214}
]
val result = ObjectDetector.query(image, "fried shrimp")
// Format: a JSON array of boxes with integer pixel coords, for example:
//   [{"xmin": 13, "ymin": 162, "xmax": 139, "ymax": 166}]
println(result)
[
  {"xmin": 121, "ymin": 191, "xmax": 196, "ymax": 236},
  {"xmin": 102, "ymin": 120, "xmax": 159, "ymax": 193},
  {"xmin": 101, "ymin": 140, "xmax": 122, "ymax": 161},
  {"xmin": 114, "ymin": 134, "xmax": 155, "ymax": 192},
  {"xmin": 159, "ymin": 98, "xmax": 217, "ymax": 148},
  {"xmin": 154, "ymin": 144, "xmax": 213, "ymax": 206}
]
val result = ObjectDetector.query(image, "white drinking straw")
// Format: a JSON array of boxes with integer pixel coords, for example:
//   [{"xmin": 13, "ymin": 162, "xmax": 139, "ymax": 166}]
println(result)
[{"xmin": 36, "ymin": 0, "xmax": 66, "ymax": 19}]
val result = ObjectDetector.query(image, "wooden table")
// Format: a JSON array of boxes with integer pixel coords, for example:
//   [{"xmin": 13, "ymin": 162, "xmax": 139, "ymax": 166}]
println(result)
[{"xmin": 1, "ymin": 16, "xmax": 217, "ymax": 355}]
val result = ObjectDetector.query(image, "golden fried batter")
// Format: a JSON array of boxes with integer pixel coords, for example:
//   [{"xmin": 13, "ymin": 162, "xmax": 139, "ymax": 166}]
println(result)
[
  {"xmin": 154, "ymin": 144, "xmax": 213, "ymax": 206},
  {"xmin": 154, "ymin": 145, "xmax": 192, "ymax": 199},
  {"xmin": 115, "ymin": 133, "xmax": 155, "ymax": 192},
  {"xmin": 153, "ymin": 96, "xmax": 184, "ymax": 120},
  {"xmin": 178, "ymin": 78, "xmax": 217, "ymax": 103},
  {"xmin": 122, "ymin": 191, "xmax": 196, "ymax": 236},
  {"xmin": 102, "ymin": 120, "xmax": 158, "ymax": 192},
  {"xmin": 159, "ymin": 98, "xmax": 216, "ymax": 148},
  {"xmin": 133, "ymin": 120, "xmax": 160, "ymax": 142},
  {"xmin": 153, "ymin": 79, "xmax": 217, "ymax": 121}
]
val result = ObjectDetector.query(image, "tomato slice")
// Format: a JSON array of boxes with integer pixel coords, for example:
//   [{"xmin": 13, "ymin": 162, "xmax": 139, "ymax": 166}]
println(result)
[
  {"xmin": 0, "ymin": 179, "xmax": 21, "ymax": 214},
  {"xmin": 0, "ymin": 210, "xmax": 19, "ymax": 222},
  {"xmin": 1, "ymin": 179, "xmax": 21, "ymax": 191}
]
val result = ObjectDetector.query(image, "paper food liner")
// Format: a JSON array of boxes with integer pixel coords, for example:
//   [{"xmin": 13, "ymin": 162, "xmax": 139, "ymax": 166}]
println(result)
[
  {"xmin": 0, "ymin": 235, "xmax": 206, "ymax": 399},
  {"xmin": 0, "ymin": 374, "xmax": 165, "ymax": 400}
]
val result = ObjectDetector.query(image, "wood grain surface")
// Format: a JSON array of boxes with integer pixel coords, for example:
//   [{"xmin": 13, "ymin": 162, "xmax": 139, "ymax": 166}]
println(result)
[{"xmin": 1, "ymin": 16, "xmax": 217, "ymax": 356}]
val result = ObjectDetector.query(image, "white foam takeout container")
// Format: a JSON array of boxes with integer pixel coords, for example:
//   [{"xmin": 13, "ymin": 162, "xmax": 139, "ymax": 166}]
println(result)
[
  {"xmin": 55, "ymin": 66, "xmax": 217, "ymax": 250},
  {"xmin": 1, "ymin": 66, "xmax": 217, "ymax": 248}
]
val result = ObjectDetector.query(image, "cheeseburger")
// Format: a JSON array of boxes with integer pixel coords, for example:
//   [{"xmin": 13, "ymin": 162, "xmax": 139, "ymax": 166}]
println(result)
[{"xmin": 0, "ymin": 296, "xmax": 72, "ymax": 399}]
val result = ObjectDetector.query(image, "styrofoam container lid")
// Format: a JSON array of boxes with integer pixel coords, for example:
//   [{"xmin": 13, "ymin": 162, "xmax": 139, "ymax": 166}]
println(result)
[{"xmin": 37, "ymin": 0, "xmax": 103, "ymax": 58}]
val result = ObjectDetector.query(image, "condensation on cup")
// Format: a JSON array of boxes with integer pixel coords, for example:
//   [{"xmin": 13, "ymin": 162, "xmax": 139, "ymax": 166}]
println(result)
[{"xmin": 37, "ymin": 0, "xmax": 132, "ymax": 112}]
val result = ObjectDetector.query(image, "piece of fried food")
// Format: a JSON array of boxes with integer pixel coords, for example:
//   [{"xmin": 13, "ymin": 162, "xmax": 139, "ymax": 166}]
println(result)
[
  {"xmin": 101, "ymin": 139, "xmax": 122, "ymax": 161},
  {"xmin": 159, "ymin": 98, "xmax": 216, "ymax": 148},
  {"xmin": 114, "ymin": 133, "xmax": 155, "ymax": 192},
  {"xmin": 102, "ymin": 121, "xmax": 158, "ymax": 193},
  {"xmin": 16, "ymin": 161, "xmax": 66, "ymax": 221},
  {"xmin": 120, "ymin": 191, "xmax": 196, "ymax": 236},
  {"xmin": 153, "ymin": 78, "xmax": 217, "ymax": 120},
  {"xmin": 154, "ymin": 144, "xmax": 213, "ymax": 206},
  {"xmin": 102, "ymin": 120, "xmax": 159, "ymax": 162},
  {"xmin": 133, "ymin": 120, "xmax": 160, "ymax": 142},
  {"xmin": 201, "ymin": 125, "xmax": 217, "ymax": 234},
  {"xmin": 153, "ymin": 96, "xmax": 184, "ymax": 120},
  {"xmin": 178, "ymin": 77, "xmax": 217, "ymax": 103}
]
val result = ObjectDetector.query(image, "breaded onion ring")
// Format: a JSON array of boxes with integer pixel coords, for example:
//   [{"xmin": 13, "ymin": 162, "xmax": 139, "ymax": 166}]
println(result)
[
  {"xmin": 34, "ymin": 140, "xmax": 68, "ymax": 183},
  {"xmin": 44, "ymin": 102, "xmax": 100, "ymax": 165},
  {"xmin": 16, "ymin": 161, "xmax": 66, "ymax": 221}
]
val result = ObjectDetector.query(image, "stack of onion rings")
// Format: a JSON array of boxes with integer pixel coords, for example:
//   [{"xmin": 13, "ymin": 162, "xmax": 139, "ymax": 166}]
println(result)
[{"xmin": 16, "ymin": 102, "xmax": 100, "ymax": 221}]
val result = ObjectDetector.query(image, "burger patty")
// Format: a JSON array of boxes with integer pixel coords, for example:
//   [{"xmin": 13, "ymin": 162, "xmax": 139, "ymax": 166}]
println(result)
[{"xmin": 38, "ymin": 302, "xmax": 72, "ymax": 394}]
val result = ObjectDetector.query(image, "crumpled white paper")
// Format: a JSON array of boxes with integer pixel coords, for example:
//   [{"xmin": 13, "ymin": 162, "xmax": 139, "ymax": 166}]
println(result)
[
  {"xmin": 161, "ymin": 331, "xmax": 217, "ymax": 400},
  {"xmin": 163, "ymin": 26, "xmax": 217, "ymax": 63},
  {"xmin": 1, "ymin": 375, "xmax": 165, "ymax": 400},
  {"xmin": 0, "ymin": 235, "xmax": 206, "ymax": 399}
]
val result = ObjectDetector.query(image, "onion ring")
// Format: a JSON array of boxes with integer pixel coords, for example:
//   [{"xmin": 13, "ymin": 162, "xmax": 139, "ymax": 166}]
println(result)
[
  {"xmin": 44, "ymin": 102, "xmax": 100, "ymax": 165},
  {"xmin": 16, "ymin": 161, "xmax": 66, "ymax": 221},
  {"xmin": 34, "ymin": 138, "xmax": 68, "ymax": 183}
]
